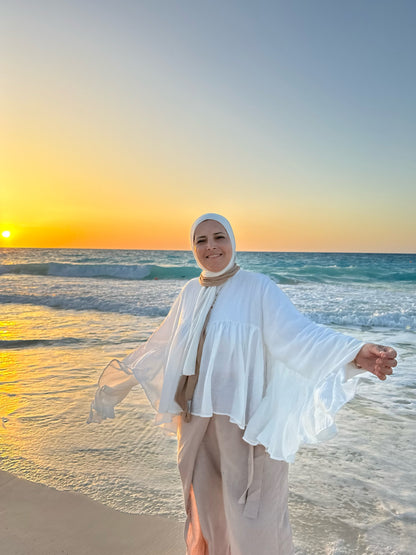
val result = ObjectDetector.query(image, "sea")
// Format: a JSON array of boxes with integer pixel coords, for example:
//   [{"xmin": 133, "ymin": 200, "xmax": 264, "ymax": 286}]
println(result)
[{"xmin": 0, "ymin": 248, "xmax": 415, "ymax": 554}]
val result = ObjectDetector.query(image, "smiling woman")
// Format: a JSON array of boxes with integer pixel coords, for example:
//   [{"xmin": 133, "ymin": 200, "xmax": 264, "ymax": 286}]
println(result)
[
  {"xmin": 89, "ymin": 212, "xmax": 397, "ymax": 555},
  {"xmin": 193, "ymin": 219, "xmax": 233, "ymax": 273}
]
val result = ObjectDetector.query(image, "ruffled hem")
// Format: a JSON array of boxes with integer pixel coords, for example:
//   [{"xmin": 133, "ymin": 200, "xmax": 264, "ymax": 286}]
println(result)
[
  {"xmin": 243, "ymin": 354, "xmax": 363, "ymax": 462},
  {"xmin": 153, "ymin": 357, "xmax": 364, "ymax": 462}
]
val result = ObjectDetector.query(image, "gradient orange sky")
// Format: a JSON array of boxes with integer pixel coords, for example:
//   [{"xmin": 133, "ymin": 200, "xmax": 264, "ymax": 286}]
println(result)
[{"xmin": 1, "ymin": 1, "xmax": 415, "ymax": 252}]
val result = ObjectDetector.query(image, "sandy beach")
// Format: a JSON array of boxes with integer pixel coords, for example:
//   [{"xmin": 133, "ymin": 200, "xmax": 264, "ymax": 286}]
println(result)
[{"xmin": 0, "ymin": 470, "xmax": 184, "ymax": 555}]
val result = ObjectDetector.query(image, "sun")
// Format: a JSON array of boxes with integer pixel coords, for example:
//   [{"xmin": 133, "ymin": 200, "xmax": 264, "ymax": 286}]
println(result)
[{"xmin": 1, "ymin": 230, "xmax": 11, "ymax": 238}]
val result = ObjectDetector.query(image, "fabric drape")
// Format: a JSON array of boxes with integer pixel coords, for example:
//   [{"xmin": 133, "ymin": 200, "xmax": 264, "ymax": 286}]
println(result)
[
  {"xmin": 109, "ymin": 269, "xmax": 364, "ymax": 462},
  {"xmin": 178, "ymin": 415, "xmax": 295, "ymax": 554}
]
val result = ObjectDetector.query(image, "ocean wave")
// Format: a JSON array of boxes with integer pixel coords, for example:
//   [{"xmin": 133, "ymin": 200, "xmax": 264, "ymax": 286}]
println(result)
[
  {"xmin": 0, "ymin": 262, "xmax": 199, "ymax": 281},
  {"xmin": 309, "ymin": 310, "xmax": 415, "ymax": 332},
  {"xmin": 1, "ymin": 255, "xmax": 414, "ymax": 285},
  {"xmin": 0, "ymin": 336, "xmax": 147, "ymax": 350},
  {"xmin": 0, "ymin": 292, "xmax": 414, "ymax": 331},
  {"xmin": 0, "ymin": 293, "xmax": 170, "ymax": 317},
  {"xmin": 0, "ymin": 338, "xmax": 83, "ymax": 349},
  {"xmin": 270, "ymin": 266, "xmax": 416, "ymax": 284}
]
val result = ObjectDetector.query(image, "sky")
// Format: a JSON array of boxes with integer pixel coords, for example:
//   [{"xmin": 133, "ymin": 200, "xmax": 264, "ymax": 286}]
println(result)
[{"xmin": 1, "ymin": 0, "xmax": 415, "ymax": 252}]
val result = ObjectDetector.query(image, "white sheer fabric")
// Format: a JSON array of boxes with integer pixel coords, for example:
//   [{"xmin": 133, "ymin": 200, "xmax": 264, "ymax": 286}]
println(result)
[
  {"xmin": 182, "ymin": 212, "xmax": 237, "ymax": 376},
  {"xmin": 120, "ymin": 270, "xmax": 364, "ymax": 462}
]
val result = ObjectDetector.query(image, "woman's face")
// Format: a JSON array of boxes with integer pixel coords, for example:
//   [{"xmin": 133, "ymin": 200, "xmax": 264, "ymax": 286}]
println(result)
[{"xmin": 193, "ymin": 219, "xmax": 233, "ymax": 272}]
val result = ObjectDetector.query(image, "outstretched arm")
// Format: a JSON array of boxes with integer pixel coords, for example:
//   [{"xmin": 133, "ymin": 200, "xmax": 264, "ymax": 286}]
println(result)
[
  {"xmin": 262, "ymin": 278, "xmax": 397, "ymax": 383},
  {"xmin": 88, "ymin": 286, "xmax": 185, "ymax": 423},
  {"xmin": 353, "ymin": 344, "xmax": 397, "ymax": 381}
]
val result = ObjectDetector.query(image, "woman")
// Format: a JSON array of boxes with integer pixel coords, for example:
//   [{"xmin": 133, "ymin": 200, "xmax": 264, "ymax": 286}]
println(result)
[{"xmin": 89, "ymin": 213, "xmax": 397, "ymax": 554}]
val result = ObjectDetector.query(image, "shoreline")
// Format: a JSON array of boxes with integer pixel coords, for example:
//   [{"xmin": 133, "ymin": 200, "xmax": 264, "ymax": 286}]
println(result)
[{"xmin": 0, "ymin": 470, "xmax": 184, "ymax": 555}]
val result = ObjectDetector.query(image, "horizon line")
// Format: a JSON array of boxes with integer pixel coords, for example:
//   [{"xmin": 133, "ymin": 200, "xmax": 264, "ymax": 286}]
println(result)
[{"xmin": 0, "ymin": 246, "xmax": 415, "ymax": 256}]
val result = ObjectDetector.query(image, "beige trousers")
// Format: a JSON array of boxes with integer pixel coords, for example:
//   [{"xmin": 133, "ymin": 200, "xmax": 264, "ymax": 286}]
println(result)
[{"xmin": 177, "ymin": 415, "xmax": 295, "ymax": 555}]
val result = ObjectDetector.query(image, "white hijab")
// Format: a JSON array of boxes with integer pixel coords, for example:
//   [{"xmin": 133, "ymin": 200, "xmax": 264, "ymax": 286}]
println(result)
[
  {"xmin": 182, "ymin": 213, "xmax": 237, "ymax": 376},
  {"xmin": 190, "ymin": 213, "xmax": 237, "ymax": 277}
]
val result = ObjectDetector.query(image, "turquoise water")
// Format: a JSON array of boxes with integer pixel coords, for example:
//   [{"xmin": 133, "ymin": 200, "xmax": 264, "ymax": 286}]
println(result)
[
  {"xmin": 1, "ymin": 248, "xmax": 414, "ymax": 284},
  {"xmin": 0, "ymin": 248, "xmax": 415, "ymax": 554}
]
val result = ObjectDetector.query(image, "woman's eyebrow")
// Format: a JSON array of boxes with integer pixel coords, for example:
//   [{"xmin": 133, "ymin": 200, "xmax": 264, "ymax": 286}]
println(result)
[{"xmin": 194, "ymin": 231, "xmax": 225, "ymax": 241}]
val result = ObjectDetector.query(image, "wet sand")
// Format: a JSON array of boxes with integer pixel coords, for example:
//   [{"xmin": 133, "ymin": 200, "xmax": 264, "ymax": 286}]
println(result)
[{"xmin": 0, "ymin": 470, "xmax": 184, "ymax": 555}]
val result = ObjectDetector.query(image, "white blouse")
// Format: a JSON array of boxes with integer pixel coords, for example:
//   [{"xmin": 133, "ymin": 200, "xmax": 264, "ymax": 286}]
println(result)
[{"xmin": 123, "ymin": 270, "xmax": 364, "ymax": 462}]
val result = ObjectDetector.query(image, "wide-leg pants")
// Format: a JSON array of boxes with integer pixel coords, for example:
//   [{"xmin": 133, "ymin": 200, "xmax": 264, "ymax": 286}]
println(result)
[{"xmin": 177, "ymin": 415, "xmax": 295, "ymax": 555}]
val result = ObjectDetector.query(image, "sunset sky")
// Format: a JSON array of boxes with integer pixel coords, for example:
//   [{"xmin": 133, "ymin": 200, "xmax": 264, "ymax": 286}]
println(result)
[{"xmin": 1, "ymin": 0, "xmax": 415, "ymax": 252}]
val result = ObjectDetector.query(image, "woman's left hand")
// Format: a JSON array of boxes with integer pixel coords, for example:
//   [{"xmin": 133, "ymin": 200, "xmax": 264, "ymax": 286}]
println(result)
[{"xmin": 354, "ymin": 343, "xmax": 397, "ymax": 380}]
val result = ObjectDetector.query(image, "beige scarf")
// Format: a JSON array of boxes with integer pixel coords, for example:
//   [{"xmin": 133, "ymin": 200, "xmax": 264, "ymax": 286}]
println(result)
[{"xmin": 175, "ymin": 263, "xmax": 240, "ymax": 421}]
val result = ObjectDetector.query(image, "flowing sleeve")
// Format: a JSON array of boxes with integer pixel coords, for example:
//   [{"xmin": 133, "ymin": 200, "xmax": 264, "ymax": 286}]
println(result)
[
  {"xmin": 122, "ymin": 291, "xmax": 183, "ymax": 411},
  {"xmin": 87, "ymin": 290, "xmax": 183, "ymax": 423},
  {"xmin": 243, "ymin": 277, "xmax": 365, "ymax": 462}
]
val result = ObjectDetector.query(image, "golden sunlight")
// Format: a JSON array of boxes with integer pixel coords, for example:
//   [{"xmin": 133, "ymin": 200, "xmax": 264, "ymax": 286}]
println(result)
[{"xmin": 1, "ymin": 230, "xmax": 11, "ymax": 238}]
